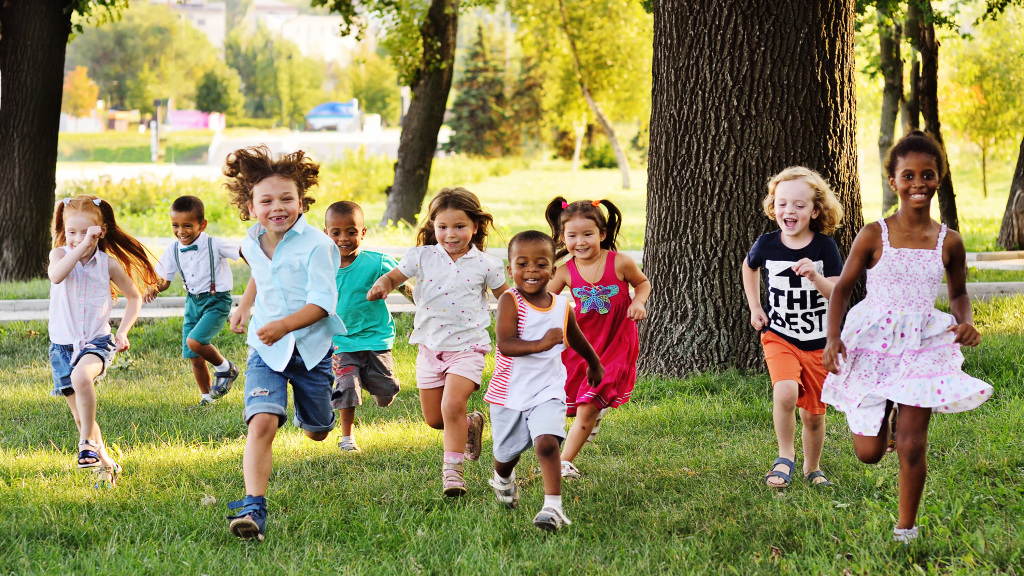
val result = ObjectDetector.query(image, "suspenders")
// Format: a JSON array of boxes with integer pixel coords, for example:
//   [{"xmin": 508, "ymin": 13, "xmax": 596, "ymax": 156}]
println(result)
[{"xmin": 172, "ymin": 238, "xmax": 217, "ymax": 294}]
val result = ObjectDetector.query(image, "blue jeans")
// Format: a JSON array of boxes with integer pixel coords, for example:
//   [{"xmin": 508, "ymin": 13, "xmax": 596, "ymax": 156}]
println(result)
[
  {"xmin": 243, "ymin": 348, "xmax": 336, "ymax": 433},
  {"xmin": 49, "ymin": 334, "xmax": 116, "ymax": 397}
]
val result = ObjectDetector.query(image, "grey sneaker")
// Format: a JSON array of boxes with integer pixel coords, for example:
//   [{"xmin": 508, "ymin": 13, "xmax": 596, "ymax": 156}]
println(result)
[
  {"xmin": 210, "ymin": 362, "xmax": 239, "ymax": 399},
  {"xmin": 488, "ymin": 477, "xmax": 519, "ymax": 509},
  {"xmin": 533, "ymin": 506, "xmax": 572, "ymax": 531},
  {"xmin": 893, "ymin": 526, "xmax": 919, "ymax": 543},
  {"xmin": 338, "ymin": 437, "xmax": 361, "ymax": 453}
]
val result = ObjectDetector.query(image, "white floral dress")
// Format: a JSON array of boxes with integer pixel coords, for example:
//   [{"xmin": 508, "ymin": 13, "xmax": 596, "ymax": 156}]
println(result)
[{"xmin": 821, "ymin": 219, "xmax": 993, "ymax": 435}]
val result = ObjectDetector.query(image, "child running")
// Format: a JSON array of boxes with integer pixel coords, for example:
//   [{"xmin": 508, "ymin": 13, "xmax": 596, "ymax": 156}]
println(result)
[
  {"xmin": 48, "ymin": 195, "xmax": 161, "ymax": 488},
  {"xmin": 324, "ymin": 200, "xmax": 412, "ymax": 453},
  {"xmin": 485, "ymin": 231, "xmax": 603, "ymax": 531},
  {"xmin": 741, "ymin": 167, "xmax": 844, "ymax": 488},
  {"xmin": 544, "ymin": 198, "xmax": 650, "ymax": 479},
  {"xmin": 223, "ymin": 146, "xmax": 345, "ymax": 541},
  {"xmin": 154, "ymin": 195, "xmax": 241, "ymax": 406},
  {"xmin": 822, "ymin": 131, "xmax": 993, "ymax": 543},
  {"xmin": 368, "ymin": 187, "xmax": 508, "ymax": 497}
]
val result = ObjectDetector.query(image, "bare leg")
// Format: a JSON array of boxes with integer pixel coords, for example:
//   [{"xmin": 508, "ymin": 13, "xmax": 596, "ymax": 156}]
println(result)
[
  {"xmin": 560, "ymin": 402, "xmax": 601, "ymax": 463},
  {"xmin": 895, "ymin": 405, "xmax": 931, "ymax": 529},
  {"xmin": 187, "ymin": 338, "xmax": 226, "ymax": 395},
  {"xmin": 767, "ymin": 380, "xmax": 799, "ymax": 485},
  {"xmin": 494, "ymin": 455, "xmax": 519, "ymax": 479},
  {"xmin": 439, "ymin": 374, "xmax": 476, "ymax": 454},
  {"xmin": 242, "ymin": 413, "xmax": 278, "ymax": 496},
  {"xmin": 851, "ymin": 402, "xmax": 894, "ymax": 465},
  {"xmin": 70, "ymin": 357, "xmax": 115, "ymax": 467},
  {"xmin": 535, "ymin": 435, "xmax": 562, "ymax": 495},
  {"xmin": 339, "ymin": 406, "xmax": 356, "ymax": 437},
  {"xmin": 801, "ymin": 409, "xmax": 826, "ymax": 479},
  {"xmin": 188, "ymin": 356, "xmax": 212, "ymax": 395},
  {"xmin": 420, "ymin": 387, "xmax": 445, "ymax": 430}
]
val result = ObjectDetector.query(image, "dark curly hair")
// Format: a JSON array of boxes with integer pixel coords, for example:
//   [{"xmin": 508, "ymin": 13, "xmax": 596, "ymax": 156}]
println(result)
[
  {"xmin": 544, "ymin": 197, "xmax": 623, "ymax": 260},
  {"xmin": 416, "ymin": 187, "xmax": 497, "ymax": 251},
  {"xmin": 884, "ymin": 130, "xmax": 947, "ymax": 179},
  {"xmin": 223, "ymin": 145, "xmax": 319, "ymax": 221}
]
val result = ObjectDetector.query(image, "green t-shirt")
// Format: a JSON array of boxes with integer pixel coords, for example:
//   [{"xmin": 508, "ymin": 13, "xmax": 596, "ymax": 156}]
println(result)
[{"xmin": 331, "ymin": 250, "xmax": 398, "ymax": 352}]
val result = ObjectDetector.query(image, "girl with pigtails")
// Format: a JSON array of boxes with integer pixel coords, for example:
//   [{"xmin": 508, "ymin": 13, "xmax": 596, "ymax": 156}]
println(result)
[
  {"xmin": 545, "ymin": 198, "xmax": 650, "ymax": 478},
  {"xmin": 48, "ymin": 195, "xmax": 161, "ymax": 488}
]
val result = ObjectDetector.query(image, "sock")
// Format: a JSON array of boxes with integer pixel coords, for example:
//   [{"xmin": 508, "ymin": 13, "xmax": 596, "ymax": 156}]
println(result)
[
  {"xmin": 544, "ymin": 494, "xmax": 563, "ymax": 511},
  {"xmin": 494, "ymin": 469, "xmax": 515, "ymax": 484},
  {"xmin": 214, "ymin": 360, "xmax": 230, "ymax": 372},
  {"xmin": 443, "ymin": 451, "xmax": 464, "ymax": 464},
  {"xmin": 340, "ymin": 435, "xmax": 353, "ymax": 444},
  {"xmin": 202, "ymin": 393, "xmax": 213, "ymax": 402}
]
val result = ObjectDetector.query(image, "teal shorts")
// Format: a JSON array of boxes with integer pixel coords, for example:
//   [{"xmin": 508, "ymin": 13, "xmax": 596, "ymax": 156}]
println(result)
[{"xmin": 182, "ymin": 291, "xmax": 232, "ymax": 358}]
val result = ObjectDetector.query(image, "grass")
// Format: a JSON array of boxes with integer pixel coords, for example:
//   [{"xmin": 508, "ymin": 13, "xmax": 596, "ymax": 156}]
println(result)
[
  {"xmin": 1, "ymin": 297, "xmax": 1022, "ymax": 574},
  {"xmin": 58, "ymin": 130, "xmax": 215, "ymax": 164}
]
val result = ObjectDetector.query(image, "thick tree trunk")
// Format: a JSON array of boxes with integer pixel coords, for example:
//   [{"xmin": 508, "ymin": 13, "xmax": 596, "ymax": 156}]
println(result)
[
  {"xmin": 904, "ymin": 5, "xmax": 921, "ymax": 131},
  {"xmin": 380, "ymin": 0, "xmax": 459, "ymax": 227},
  {"xmin": 642, "ymin": 0, "xmax": 863, "ymax": 376},
  {"xmin": 917, "ymin": 3, "xmax": 959, "ymax": 230},
  {"xmin": 555, "ymin": 0, "xmax": 631, "ymax": 189},
  {"xmin": 877, "ymin": 4, "xmax": 902, "ymax": 215},
  {"xmin": 0, "ymin": 1, "xmax": 72, "ymax": 281},
  {"xmin": 997, "ymin": 137, "xmax": 1024, "ymax": 250}
]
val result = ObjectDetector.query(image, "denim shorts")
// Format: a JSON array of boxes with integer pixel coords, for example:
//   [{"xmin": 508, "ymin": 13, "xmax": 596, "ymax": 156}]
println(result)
[
  {"xmin": 182, "ymin": 291, "xmax": 232, "ymax": 358},
  {"xmin": 48, "ymin": 334, "xmax": 117, "ymax": 397},
  {"xmin": 244, "ymin": 347, "xmax": 336, "ymax": 433}
]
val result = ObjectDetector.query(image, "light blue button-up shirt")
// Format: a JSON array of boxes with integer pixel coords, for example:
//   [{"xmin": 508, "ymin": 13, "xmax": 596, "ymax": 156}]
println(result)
[{"xmin": 242, "ymin": 214, "xmax": 345, "ymax": 372}]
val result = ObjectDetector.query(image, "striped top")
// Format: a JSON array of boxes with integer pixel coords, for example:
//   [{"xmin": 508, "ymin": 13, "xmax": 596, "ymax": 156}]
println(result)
[{"xmin": 484, "ymin": 289, "xmax": 569, "ymax": 411}]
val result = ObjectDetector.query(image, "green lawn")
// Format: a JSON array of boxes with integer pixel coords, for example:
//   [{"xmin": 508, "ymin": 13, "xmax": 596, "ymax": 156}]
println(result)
[
  {"xmin": 1, "ymin": 298, "xmax": 1021, "ymax": 574},
  {"xmin": 58, "ymin": 130, "xmax": 215, "ymax": 164}
]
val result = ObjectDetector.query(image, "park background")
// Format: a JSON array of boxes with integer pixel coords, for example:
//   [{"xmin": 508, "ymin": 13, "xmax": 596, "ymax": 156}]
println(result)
[{"xmin": 1, "ymin": 0, "xmax": 1023, "ymax": 574}]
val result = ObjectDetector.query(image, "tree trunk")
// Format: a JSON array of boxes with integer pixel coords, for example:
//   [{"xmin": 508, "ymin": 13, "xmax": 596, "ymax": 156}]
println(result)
[
  {"xmin": 642, "ymin": 0, "xmax": 863, "ymax": 376},
  {"xmin": 0, "ymin": 1, "xmax": 73, "ymax": 281},
  {"xmin": 555, "ymin": 0, "xmax": 631, "ymax": 189},
  {"xmin": 917, "ymin": 2, "xmax": 959, "ymax": 230},
  {"xmin": 379, "ymin": 0, "xmax": 459, "ymax": 227},
  {"xmin": 981, "ymin": 145, "xmax": 987, "ymax": 199},
  {"xmin": 904, "ymin": 5, "xmax": 921, "ymax": 131},
  {"xmin": 877, "ymin": 4, "xmax": 902, "ymax": 215},
  {"xmin": 997, "ymin": 136, "xmax": 1024, "ymax": 250}
]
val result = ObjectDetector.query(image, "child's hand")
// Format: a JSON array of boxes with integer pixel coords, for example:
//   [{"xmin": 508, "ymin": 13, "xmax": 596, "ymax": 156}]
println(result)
[
  {"xmin": 791, "ymin": 258, "xmax": 819, "ymax": 282},
  {"xmin": 627, "ymin": 301, "xmax": 647, "ymax": 321},
  {"xmin": 539, "ymin": 328, "xmax": 564, "ymax": 351},
  {"xmin": 114, "ymin": 333, "xmax": 130, "ymax": 352},
  {"xmin": 143, "ymin": 285, "xmax": 159, "ymax": 304},
  {"xmin": 947, "ymin": 322, "xmax": 981, "ymax": 347},
  {"xmin": 822, "ymin": 337, "xmax": 846, "ymax": 374},
  {"xmin": 229, "ymin": 306, "xmax": 250, "ymax": 334},
  {"xmin": 586, "ymin": 363, "xmax": 605, "ymax": 388},
  {"xmin": 366, "ymin": 283, "xmax": 388, "ymax": 301},
  {"xmin": 257, "ymin": 320, "xmax": 288, "ymax": 345},
  {"xmin": 750, "ymin": 308, "xmax": 769, "ymax": 330}
]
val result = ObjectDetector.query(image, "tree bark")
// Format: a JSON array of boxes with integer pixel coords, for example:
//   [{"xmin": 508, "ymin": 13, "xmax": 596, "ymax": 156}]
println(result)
[
  {"xmin": 904, "ymin": 5, "xmax": 921, "ymax": 131},
  {"xmin": 0, "ymin": 1, "xmax": 73, "ymax": 281},
  {"xmin": 642, "ymin": 0, "xmax": 863, "ymax": 376},
  {"xmin": 997, "ymin": 136, "xmax": 1024, "ymax": 250},
  {"xmin": 555, "ymin": 0, "xmax": 631, "ymax": 190},
  {"xmin": 917, "ymin": 2, "xmax": 959, "ymax": 230},
  {"xmin": 380, "ymin": 0, "xmax": 459, "ymax": 227},
  {"xmin": 877, "ymin": 3, "xmax": 902, "ymax": 215}
]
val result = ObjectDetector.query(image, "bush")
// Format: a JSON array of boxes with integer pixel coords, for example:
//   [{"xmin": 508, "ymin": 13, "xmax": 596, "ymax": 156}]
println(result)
[{"xmin": 583, "ymin": 140, "xmax": 617, "ymax": 169}]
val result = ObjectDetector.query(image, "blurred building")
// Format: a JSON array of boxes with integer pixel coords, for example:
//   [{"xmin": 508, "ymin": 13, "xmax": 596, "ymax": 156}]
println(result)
[{"xmin": 152, "ymin": 1, "xmax": 227, "ymax": 51}]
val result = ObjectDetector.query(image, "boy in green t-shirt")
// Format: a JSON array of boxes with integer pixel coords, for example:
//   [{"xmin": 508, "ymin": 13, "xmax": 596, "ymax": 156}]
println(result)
[{"xmin": 324, "ymin": 201, "xmax": 413, "ymax": 452}]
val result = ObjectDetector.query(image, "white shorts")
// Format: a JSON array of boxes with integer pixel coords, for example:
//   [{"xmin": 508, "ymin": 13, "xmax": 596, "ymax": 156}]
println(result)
[{"xmin": 489, "ymin": 399, "xmax": 566, "ymax": 463}]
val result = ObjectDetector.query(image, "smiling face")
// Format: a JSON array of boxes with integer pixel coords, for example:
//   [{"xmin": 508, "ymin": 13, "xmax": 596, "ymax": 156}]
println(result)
[
  {"xmin": 249, "ymin": 175, "xmax": 301, "ymax": 236},
  {"xmin": 889, "ymin": 151, "xmax": 940, "ymax": 209},
  {"xmin": 170, "ymin": 210, "xmax": 207, "ymax": 246},
  {"xmin": 508, "ymin": 239, "xmax": 555, "ymax": 297},
  {"xmin": 433, "ymin": 208, "xmax": 478, "ymax": 259},
  {"xmin": 562, "ymin": 217, "xmax": 606, "ymax": 262},
  {"xmin": 63, "ymin": 212, "xmax": 104, "ymax": 254},
  {"xmin": 324, "ymin": 210, "xmax": 366, "ymax": 262},
  {"xmin": 773, "ymin": 179, "xmax": 819, "ymax": 241}
]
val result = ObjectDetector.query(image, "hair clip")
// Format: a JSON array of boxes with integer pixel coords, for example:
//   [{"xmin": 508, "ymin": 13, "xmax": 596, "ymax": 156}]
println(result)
[
  {"xmin": 561, "ymin": 201, "xmax": 569, "ymax": 209},
  {"xmin": 92, "ymin": 198, "xmax": 102, "ymax": 206},
  {"xmin": 591, "ymin": 200, "xmax": 601, "ymax": 207},
  {"xmin": 62, "ymin": 198, "xmax": 71, "ymax": 206}
]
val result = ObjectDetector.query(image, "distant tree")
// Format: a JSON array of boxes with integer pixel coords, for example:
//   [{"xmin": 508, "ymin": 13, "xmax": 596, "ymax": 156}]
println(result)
[
  {"xmin": 345, "ymin": 50, "xmax": 401, "ymax": 126},
  {"xmin": 446, "ymin": 25, "xmax": 510, "ymax": 157},
  {"xmin": 196, "ymin": 67, "xmax": 245, "ymax": 118},
  {"xmin": 61, "ymin": 66, "xmax": 99, "ymax": 118},
  {"xmin": 509, "ymin": 54, "xmax": 546, "ymax": 150},
  {"xmin": 997, "ymin": 137, "xmax": 1024, "ymax": 249}
]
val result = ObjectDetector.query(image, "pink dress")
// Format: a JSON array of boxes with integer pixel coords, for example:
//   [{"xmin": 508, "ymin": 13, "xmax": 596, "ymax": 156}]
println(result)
[
  {"xmin": 562, "ymin": 251, "xmax": 638, "ymax": 416},
  {"xmin": 821, "ymin": 219, "xmax": 993, "ymax": 435}
]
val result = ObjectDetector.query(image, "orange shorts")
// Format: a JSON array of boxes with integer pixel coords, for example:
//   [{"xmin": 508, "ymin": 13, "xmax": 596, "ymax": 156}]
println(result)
[{"xmin": 760, "ymin": 331, "xmax": 827, "ymax": 415}]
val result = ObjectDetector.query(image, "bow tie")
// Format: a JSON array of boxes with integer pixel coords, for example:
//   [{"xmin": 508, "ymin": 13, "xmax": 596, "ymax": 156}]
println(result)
[{"xmin": 180, "ymin": 244, "xmax": 199, "ymax": 253}]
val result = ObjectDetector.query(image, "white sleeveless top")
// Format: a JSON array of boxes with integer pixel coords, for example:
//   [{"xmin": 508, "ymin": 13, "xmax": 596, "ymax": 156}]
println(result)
[
  {"xmin": 49, "ymin": 247, "xmax": 112, "ymax": 359},
  {"xmin": 484, "ymin": 289, "xmax": 569, "ymax": 411}
]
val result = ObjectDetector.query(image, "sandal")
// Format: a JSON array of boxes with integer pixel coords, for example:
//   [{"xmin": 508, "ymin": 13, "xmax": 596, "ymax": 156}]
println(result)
[
  {"xmin": 560, "ymin": 460, "xmax": 581, "ymax": 479},
  {"xmin": 765, "ymin": 457, "xmax": 794, "ymax": 488},
  {"xmin": 442, "ymin": 461, "xmax": 467, "ymax": 497},
  {"xmin": 94, "ymin": 463, "xmax": 122, "ymax": 489},
  {"xmin": 804, "ymin": 469, "xmax": 831, "ymax": 487},
  {"xmin": 587, "ymin": 408, "xmax": 609, "ymax": 443},
  {"xmin": 78, "ymin": 439, "xmax": 102, "ymax": 469}
]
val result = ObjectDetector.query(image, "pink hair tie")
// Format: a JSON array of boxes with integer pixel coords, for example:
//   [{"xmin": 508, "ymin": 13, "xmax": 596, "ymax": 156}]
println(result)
[{"xmin": 561, "ymin": 201, "xmax": 568, "ymax": 209}]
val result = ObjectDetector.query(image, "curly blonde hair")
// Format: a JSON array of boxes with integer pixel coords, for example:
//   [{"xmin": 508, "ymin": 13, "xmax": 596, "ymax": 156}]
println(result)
[{"xmin": 762, "ymin": 166, "xmax": 844, "ymax": 235}]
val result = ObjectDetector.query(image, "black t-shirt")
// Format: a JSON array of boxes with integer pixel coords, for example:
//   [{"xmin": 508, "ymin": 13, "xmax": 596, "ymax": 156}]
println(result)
[{"xmin": 746, "ymin": 231, "xmax": 843, "ymax": 351}]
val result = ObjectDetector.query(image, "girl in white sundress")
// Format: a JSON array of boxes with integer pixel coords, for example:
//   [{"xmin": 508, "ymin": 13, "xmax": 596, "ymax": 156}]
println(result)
[{"xmin": 821, "ymin": 131, "xmax": 993, "ymax": 543}]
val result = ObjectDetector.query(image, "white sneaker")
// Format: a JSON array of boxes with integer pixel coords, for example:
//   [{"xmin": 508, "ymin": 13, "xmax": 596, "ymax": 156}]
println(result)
[
  {"xmin": 893, "ymin": 526, "xmax": 919, "ymax": 543},
  {"xmin": 488, "ymin": 478, "xmax": 519, "ymax": 509},
  {"xmin": 338, "ymin": 437, "xmax": 361, "ymax": 452},
  {"xmin": 533, "ymin": 506, "xmax": 572, "ymax": 531},
  {"xmin": 560, "ymin": 460, "xmax": 581, "ymax": 479}
]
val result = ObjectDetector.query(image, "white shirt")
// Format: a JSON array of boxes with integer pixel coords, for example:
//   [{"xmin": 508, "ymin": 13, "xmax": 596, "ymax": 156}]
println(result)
[
  {"xmin": 49, "ymin": 247, "xmax": 112, "ymax": 360},
  {"xmin": 157, "ymin": 232, "xmax": 239, "ymax": 294},
  {"xmin": 397, "ymin": 244, "xmax": 506, "ymax": 351}
]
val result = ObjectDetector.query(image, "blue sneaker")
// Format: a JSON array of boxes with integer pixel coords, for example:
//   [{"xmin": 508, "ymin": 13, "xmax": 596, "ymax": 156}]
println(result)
[
  {"xmin": 210, "ymin": 362, "xmax": 239, "ymax": 400},
  {"xmin": 227, "ymin": 495, "xmax": 267, "ymax": 541}
]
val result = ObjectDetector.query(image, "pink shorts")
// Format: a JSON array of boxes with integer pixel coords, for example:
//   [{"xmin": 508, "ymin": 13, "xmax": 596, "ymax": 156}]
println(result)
[{"xmin": 415, "ymin": 345, "xmax": 487, "ymax": 389}]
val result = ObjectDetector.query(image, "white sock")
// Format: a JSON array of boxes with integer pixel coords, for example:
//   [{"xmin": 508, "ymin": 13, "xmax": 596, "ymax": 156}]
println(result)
[
  {"xmin": 340, "ymin": 435, "xmax": 354, "ymax": 444},
  {"xmin": 202, "ymin": 393, "xmax": 213, "ymax": 402},
  {"xmin": 494, "ymin": 470, "xmax": 515, "ymax": 484},
  {"xmin": 544, "ymin": 494, "xmax": 563, "ymax": 510},
  {"xmin": 214, "ymin": 360, "xmax": 231, "ymax": 372}
]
